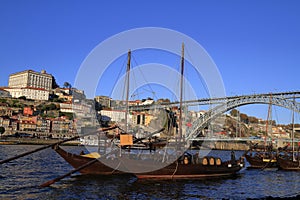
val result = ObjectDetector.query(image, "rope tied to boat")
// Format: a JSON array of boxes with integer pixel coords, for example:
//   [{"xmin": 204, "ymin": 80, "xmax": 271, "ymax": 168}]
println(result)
[
  {"xmin": 171, "ymin": 161, "xmax": 179, "ymax": 179},
  {"xmin": 111, "ymin": 160, "xmax": 122, "ymax": 174}
]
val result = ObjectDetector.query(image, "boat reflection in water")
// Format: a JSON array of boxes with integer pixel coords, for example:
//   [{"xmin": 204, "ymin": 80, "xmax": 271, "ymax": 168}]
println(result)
[{"xmin": 244, "ymin": 143, "xmax": 278, "ymax": 169}]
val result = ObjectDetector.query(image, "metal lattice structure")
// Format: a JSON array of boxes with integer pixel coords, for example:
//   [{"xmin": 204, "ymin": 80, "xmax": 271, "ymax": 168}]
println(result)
[
  {"xmin": 125, "ymin": 91, "xmax": 300, "ymax": 141},
  {"xmin": 128, "ymin": 91, "xmax": 300, "ymax": 111},
  {"xmin": 185, "ymin": 93, "xmax": 300, "ymax": 141}
]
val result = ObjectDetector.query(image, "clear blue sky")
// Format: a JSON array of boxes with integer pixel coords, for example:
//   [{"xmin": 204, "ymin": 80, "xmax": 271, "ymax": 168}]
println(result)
[{"xmin": 0, "ymin": 0, "xmax": 299, "ymax": 124}]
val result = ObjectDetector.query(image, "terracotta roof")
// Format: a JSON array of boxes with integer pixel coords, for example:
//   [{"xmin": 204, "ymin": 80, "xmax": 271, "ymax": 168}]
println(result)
[
  {"xmin": 22, "ymin": 87, "xmax": 48, "ymax": 91},
  {"xmin": 3, "ymin": 86, "xmax": 48, "ymax": 91}
]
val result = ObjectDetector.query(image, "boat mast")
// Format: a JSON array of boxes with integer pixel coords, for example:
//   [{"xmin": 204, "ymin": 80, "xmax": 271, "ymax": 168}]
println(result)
[
  {"xmin": 292, "ymin": 95, "xmax": 295, "ymax": 161},
  {"xmin": 125, "ymin": 49, "xmax": 131, "ymax": 133},
  {"xmin": 179, "ymin": 43, "xmax": 184, "ymax": 142},
  {"xmin": 265, "ymin": 94, "xmax": 272, "ymax": 148}
]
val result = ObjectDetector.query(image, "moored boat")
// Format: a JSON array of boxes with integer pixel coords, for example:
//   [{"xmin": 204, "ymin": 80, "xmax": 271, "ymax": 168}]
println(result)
[
  {"xmin": 53, "ymin": 45, "xmax": 245, "ymax": 180},
  {"xmin": 244, "ymin": 144, "xmax": 278, "ymax": 169},
  {"xmin": 277, "ymin": 149, "xmax": 300, "ymax": 171},
  {"xmin": 245, "ymin": 96, "xmax": 278, "ymax": 169},
  {"xmin": 277, "ymin": 96, "xmax": 300, "ymax": 171},
  {"xmin": 54, "ymin": 144, "xmax": 244, "ymax": 178}
]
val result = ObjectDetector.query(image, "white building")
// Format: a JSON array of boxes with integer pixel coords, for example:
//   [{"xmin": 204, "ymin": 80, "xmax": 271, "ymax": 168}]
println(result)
[
  {"xmin": 141, "ymin": 99, "xmax": 154, "ymax": 105},
  {"xmin": 4, "ymin": 87, "xmax": 49, "ymax": 101},
  {"xmin": 5, "ymin": 69, "xmax": 53, "ymax": 100},
  {"xmin": 8, "ymin": 70, "xmax": 52, "ymax": 91},
  {"xmin": 100, "ymin": 109, "xmax": 126, "ymax": 122}
]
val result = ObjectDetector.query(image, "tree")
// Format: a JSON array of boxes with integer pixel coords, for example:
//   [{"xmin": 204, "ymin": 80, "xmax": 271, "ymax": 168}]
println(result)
[
  {"xmin": 230, "ymin": 109, "xmax": 238, "ymax": 117},
  {"xmin": 59, "ymin": 112, "xmax": 74, "ymax": 120},
  {"xmin": 248, "ymin": 116, "xmax": 259, "ymax": 124},
  {"xmin": 270, "ymin": 120, "xmax": 276, "ymax": 126},
  {"xmin": 63, "ymin": 82, "xmax": 72, "ymax": 89},
  {"xmin": 94, "ymin": 101, "xmax": 102, "ymax": 111},
  {"xmin": 0, "ymin": 98, "xmax": 7, "ymax": 104},
  {"xmin": 240, "ymin": 113, "xmax": 249, "ymax": 124},
  {"xmin": 0, "ymin": 126, "xmax": 5, "ymax": 136},
  {"xmin": 52, "ymin": 76, "xmax": 60, "ymax": 89},
  {"xmin": 48, "ymin": 103, "xmax": 58, "ymax": 110},
  {"xmin": 18, "ymin": 96, "xmax": 27, "ymax": 100}
]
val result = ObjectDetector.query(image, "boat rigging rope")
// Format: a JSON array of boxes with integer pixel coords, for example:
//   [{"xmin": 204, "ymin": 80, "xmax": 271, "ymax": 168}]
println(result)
[
  {"xmin": 111, "ymin": 160, "xmax": 122, "ymax": 174},
  {"xmin": 171, "ymin": 160, "xmax": 179, "ymax": 179}
]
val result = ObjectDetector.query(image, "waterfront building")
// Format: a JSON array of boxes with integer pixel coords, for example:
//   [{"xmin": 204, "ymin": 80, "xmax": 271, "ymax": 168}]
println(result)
[
  {"xmin": 0, "ymin": 103, "xmax": 13, "ymax": 116},
  {"xmin": 131, "ymin": 111, "xmax": 153, "ymax": 126},
  {"xmin": 54, "ymin": 88, "xmax": 86, "ymax": 102},
  {"xmin": 0, "ymin": 116, "xmax": 11, "ymax": 129},
  {"xmin": 51, "ymin": 118, "xmax": 71, "ymax": 134},
  {"xmin": 100, "ymin": 109, "xmax": 126, "ymax": 123},
  {"xmin": 60, "ymin": 101, "xmax": 92, "ymax": 117},
  {"xmin": 18, "ymin": 120, "xmax": 37, "ymax": 132},
  {"xmin": 0, "ymin": 116, "xmax": 18, "ymax": 135},
  {"xmin": 10, "ymin": 119, "xmax": 18, "ymax": 132},
  {"xmin": 36, "ymin": 117, "xmax": 51, "ymax": 133},
  {"xmin": 50, "ymin": 117, "xmax": 77, "ymax": 138},
  {"xmin": 94, "ymin": 95, "xmax": 111, "ymax": 108},
  {"xmin": 8, "ymin": 70, "xmax": 52, "ymax": 90}
]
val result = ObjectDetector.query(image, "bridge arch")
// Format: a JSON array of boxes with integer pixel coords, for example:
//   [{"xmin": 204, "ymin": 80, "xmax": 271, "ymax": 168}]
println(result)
[{"xmin": 185, "ymin": 95, "xmax": 300, "ymax": 140}]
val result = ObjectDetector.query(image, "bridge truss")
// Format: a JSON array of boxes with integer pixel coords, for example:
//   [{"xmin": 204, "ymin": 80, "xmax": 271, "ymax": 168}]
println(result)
[
  {"xmin": 185, "ymin": 92, "xmax": 300, "ymax": 141},
  {"xmin": 126, "ymin": 91, "xmax": 300, "ymax": 141}
]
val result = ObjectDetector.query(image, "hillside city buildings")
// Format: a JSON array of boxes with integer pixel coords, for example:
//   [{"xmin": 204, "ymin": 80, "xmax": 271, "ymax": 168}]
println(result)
[
  {"xmin": 0, "ymin": 69, "xmax": 92, "ymax": 138},
  {"xmin": 0, "ymin": 69, "xmax": 294, "ymax": 140}
]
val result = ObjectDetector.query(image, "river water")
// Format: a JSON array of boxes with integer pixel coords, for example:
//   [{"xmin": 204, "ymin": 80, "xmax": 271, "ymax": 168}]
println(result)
[{"xmin": 0, "ymin": 145, "xmax": 299, "ymax": 200}]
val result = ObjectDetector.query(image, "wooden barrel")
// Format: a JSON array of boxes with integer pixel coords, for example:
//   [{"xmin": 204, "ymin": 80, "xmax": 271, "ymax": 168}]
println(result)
[
  {"xmin": 209, "ymin": 157, "xmax": 215, "ymax": 165},
  {"xmin": 184, "ymin": 156, "xmax": 189, "ymax": 164},
  {"xmin": 202, "ymin": 157, "xmax": 208, "ymax": 165},
  {"xmin": 216, "ymin": 158, "xmax": 222, "ymax": 166}
]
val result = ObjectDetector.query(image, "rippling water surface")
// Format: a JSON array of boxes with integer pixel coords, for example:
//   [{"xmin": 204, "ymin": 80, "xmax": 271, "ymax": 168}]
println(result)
[{"xmin": 0, "ymin": 145, "xmax": 299, "ymax": 200}]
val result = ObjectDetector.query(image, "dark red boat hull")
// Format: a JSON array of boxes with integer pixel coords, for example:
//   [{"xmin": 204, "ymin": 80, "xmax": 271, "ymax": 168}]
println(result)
[
  {"xmin": 55, "ymin": 146, "xmax": 124, "ymax": 175},
  {"xmin": 245, "ymin": 154, "xmax": 278, "ymax": 169},
  {"xmin": 277, "ymin": 157, "xmax": 300, "ymax": 171},
  {"xmin": 135, "ymin": 158, "xmax": 244, "ymax": 179},
  {"xmin": 55, "ymin": 146, "xmax": 244, "ymax": 179}
]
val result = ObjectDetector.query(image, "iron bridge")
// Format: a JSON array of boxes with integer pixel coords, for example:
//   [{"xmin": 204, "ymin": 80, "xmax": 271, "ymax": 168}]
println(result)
[{"xmin": 126, "ymin": 91, "xmax": 300, "ymax": 141}]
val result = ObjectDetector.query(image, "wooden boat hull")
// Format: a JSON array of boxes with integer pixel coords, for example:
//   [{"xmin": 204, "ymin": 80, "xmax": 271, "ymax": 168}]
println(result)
[
  {"xmin": 54, "ymin": 146, "xmax": 124, "ymax": 175},
  {"xmin": 135, "ymin": 157, "xmax": 244, "ymax": 179},
  {"xmin": 277, "ymin": 157, "xmax": 300, "ymax": 171},
  {"xmin": 55, "ymin": 146, "xmax": 244, "ymax": 179},
  {"xmin": 245, "ymin": 154, "xmax": 277, "ymax": 169}
]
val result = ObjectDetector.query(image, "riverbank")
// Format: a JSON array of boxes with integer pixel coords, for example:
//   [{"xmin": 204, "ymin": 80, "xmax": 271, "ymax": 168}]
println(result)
[
  {"xmin": 191, "ymin": 140, "xmax": 249, "ymax": 151},
  {"xmin": 0, "ymin": 137, "xmax": 80, "ymax": 146}
]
